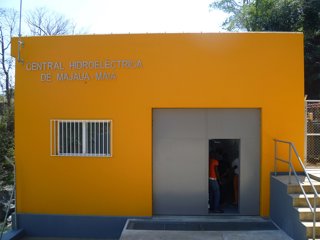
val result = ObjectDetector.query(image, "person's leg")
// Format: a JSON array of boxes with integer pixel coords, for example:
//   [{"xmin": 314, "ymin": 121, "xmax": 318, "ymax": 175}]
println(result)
[
  {"xmin": 209, "ymin": 180, "xmax": 214, "ymax": 210},
  {"xmin": 212, "ymin": 180, "xmax": 221, "ymax": 211}
]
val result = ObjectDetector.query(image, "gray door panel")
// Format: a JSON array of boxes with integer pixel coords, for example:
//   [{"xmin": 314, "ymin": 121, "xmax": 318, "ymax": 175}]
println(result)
[
  {"xmin": 206, "ymin": 109, "xmax": 261, "ymax": 215},
  {"xmin": 153, "ymin": 109, "xmax": 261, "ymax": 215},
  {"xmin": 153, "ymin": 109, "xmax": 207, "ymax": 215}
]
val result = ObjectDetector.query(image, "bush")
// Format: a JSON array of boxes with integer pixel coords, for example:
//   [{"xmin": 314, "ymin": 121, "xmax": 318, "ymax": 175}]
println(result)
[{"xmin": 0, "ymin": 105, "xmax": 14, "ymax": 188}]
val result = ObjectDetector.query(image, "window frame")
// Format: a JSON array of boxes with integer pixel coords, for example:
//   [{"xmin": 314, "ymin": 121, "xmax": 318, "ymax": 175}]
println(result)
[{"xmin": 50, "ymin": 119, "xmax": 112, "ymax": 157}]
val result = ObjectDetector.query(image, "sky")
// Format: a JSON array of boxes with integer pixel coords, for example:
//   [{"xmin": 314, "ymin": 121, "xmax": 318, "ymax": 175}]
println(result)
[{"xmin": 2, "ymin": 0, "xmax": 228, "ymax": 34}]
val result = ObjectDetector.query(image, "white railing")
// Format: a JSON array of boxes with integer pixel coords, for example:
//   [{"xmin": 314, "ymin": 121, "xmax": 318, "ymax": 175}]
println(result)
[{"xmin": 274, "ymin": 139, "xmax": 318, "ymax": 240}]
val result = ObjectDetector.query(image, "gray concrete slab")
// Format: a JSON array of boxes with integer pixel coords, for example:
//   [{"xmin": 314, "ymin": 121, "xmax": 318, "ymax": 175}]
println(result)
[
  {"xmin": 120, "ymin": 216, "xmax": 293, "ymax": 240},
  {"xmin": 120, "ymin": 229, "xmax": 292, "ymax": 240}
]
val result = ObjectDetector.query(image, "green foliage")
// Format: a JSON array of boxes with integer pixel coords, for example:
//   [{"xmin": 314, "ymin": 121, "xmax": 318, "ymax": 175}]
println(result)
[
  {"xmin": 210, "ymin": 0, "xmax": 303, "ymax": 31},
  {"xmin": 0, "ymin": 103, "xmax": 14, "ymax": 188},
  {"xmin": 304, "ymin": 0, "xmax": 320, "ymax": 99},
  {"xmin": 210, "ymin": 0, "xmax": 320, "ymax": 99}
]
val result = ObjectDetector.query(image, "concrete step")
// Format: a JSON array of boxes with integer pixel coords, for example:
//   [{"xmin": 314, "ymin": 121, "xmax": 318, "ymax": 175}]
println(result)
[
  {"xmin": 287, "ymin": 183, "xmax": 320, "ymax": 194},
  {"xmin": 291, "ymin": 194, "xmax": 320, "ymax": 207},
  {"xmin": 307, "ymin": 170, "xmax": 320, "ymax": 182},
  {"xmin": 302, "ymin": 221, "xmax": 320, "ymax": 238},
  {"xmin": 296, "ymin": 207, "xmax": 320, "ymax": 221}
]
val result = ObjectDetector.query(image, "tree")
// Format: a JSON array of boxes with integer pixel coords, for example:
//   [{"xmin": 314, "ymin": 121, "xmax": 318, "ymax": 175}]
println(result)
[
  {"xmin": 210, "ymin": 0, "xmax": 320, "ymax": 99},
  {"xmin": 0, "ymin": 107, "xmax": 14, "ymax": 187},
  {"xmin": 0, "ymin": 9, "xmax": 18, "ymax": 109},
  {"xmin": 0, "ymin": 8, "xmax": 17, "ymax": 189},
  {"xmin": 303, "ymin": 0, "xmax": 320, "ymax": 99},
  {"xmin": 210, "ymin": 0, "xmax": 303, "ymax": 31},
  {"xmin": 26, "ymin": 7, "xmax": 77, "ymax": 36},
  {"xmin": 0, "ymin": 10, "xmax": 15, "ymax": 213}
]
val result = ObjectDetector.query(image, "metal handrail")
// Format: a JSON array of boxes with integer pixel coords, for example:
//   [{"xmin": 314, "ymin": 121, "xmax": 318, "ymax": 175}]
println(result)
[{"xmin": 274, "ymin": 139, "xmax": 318, "ymax": 240}]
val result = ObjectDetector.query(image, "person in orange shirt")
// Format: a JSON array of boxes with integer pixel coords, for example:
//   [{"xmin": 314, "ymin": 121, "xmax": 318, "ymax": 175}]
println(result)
[{"xmin": 209, "ymin": 152, "xmax": 223, "ymax": 213}]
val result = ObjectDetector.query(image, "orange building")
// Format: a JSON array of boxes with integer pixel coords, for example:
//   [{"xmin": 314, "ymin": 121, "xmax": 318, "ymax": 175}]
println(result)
[{"xmin": 11, "ymin": 33, "xmax": 304, "ymax": 238}]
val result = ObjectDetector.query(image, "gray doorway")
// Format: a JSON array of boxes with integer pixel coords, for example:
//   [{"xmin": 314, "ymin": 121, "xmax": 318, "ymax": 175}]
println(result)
[{"xmin": 152, "ymin": 109, "xmax": 261, "ymax": 215}]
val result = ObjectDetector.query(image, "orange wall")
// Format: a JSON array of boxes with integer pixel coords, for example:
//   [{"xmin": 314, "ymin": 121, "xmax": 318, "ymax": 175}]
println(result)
[{"xmin": 12, "ymin": 33, "xmax": 304, "ymax": 217}]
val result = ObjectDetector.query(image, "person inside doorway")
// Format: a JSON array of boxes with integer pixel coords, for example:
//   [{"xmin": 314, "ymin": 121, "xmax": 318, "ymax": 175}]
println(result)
[
  {"xmin": 232, "ymin": 156, "xmax": 240, "ymax": 206},
  {"xmin": 209, "ymin": 151, "xmax": 224, "ymax": 213}
]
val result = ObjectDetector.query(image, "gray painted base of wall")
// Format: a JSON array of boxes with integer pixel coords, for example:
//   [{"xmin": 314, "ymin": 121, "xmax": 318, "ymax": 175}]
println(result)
[
  {"xmin": 16, "ymin": 214, "xmax": 143, "ymax": 239},
  {"xmin": 270, "ymin": 175, "xmax": 306, "ymax": 240},
  {"xmin": 2, "ymin": 229, "xmax": 25, "ymax": 240}
]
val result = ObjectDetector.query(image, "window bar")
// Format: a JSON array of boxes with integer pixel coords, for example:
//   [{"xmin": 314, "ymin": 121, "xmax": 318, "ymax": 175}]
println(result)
[
  {"xmin": 69, "ymin": 121, "xmax": 71, "ymax": 154},
  {"xmin": 106, "ymin": 121, "xmax": 109, "ymax": 156},
  {"xmin": 77, "ymin": 122, "xmax": 80, "ymax": 155},
  {"xmin": 75, "ymin": 122, "xmax": 77, "ymax": 155},
  {"xmin": 54, "ymin": 121, "xmax": 57, "ymax": 155},
  {"xmin": 97, "ymin": 122, "xmax": 99, "ymax": 155},
  {"xmin": 89, "ymin": 122, "xmax": 91, "ymax": 154},
  {"xmin": 75, "ymin": 121, "xmax": 77, "ymax": 155},
  {"xmin": 66, "ymin": 121, "xmax": 68, "ymax": 155},
  {"xmin": 98, "ymin": 122, "xmax": 100, "ymax": 155},
  {"xmin": 92, "ymin": 122, "xmax": 94, "ymax": 155},
  {"xmin": 62, "ymin": 121, "xmax": 64, "ymax": 155},
  {"xmin": 65, "ymin": 121, "xmax": 67, "ymax": 154},
  {"xmin": 50, "ymin": 120, "xmax": 52, "ymax": 156},
  {"xmin": 73, "ymin": 121, "xmax": 75, "ymax": 155},
  {"xmin": 101, "ymin": 121, "xmax": 103, "ymax": 155},
  {"xmin": 90, "ymin": 122, "xmax": 92, "ymax": 156},
  {"xmin": 65, "ymin": 121, "xmax": 67, "ymax": 155},
  {"xmin": 69, "ymin": 121, "xmax": 71, "ymax": 155},
  {"xmin": 87, "ymin": 122, "xmax": 89, "ymax": 155},
  {"xmin": 96, "ymin": 121, "xmax": 98, "ymax": 156},
  {"xmin": 83, "ymin": 122, "xmax": 86, "ymax": 155},
  {"xmin": 102, "ymin": 122, "xmax": 105, "ymax": 156},
  {"xmin": 57, "ymin": 121, "xmax": 60, "ymax": 155},
  {"xmin": 78, "ymin": 122, "xmax": 80, "ymax": 155},
  {"xmin": 67, "ymin": 121, "xmax": 69, "ymax": 155},
  {"xmin": 64, "ymin": 121, "xmax": 66, "ymax": 155},
  {"xmin": 94, "ymin": 122, "xmax": 97, "ymax": 156},
  {"xmin": 53, "ymin": 120, "xmax": 56, "ymax": 155},
  {"xmin": 80, "ymin": 122, "xmax": 82, "ymax": 155},
  {"xmin": 93, "ymin": 122, "xmax": 95, "ymax": 155},
  {"xmin": 68, "ymin": 121, "xmax": 69, "ymax": 155},
  {"xmin": 89, "ymin": 122, "xmax": 92, "ymax": 155},
  {"xmin": 99, "ymin": 121, "xmax": 103, "ymax": 155}
]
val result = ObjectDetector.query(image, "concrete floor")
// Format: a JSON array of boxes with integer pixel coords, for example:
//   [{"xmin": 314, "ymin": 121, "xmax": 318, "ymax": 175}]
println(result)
[
  {"xmin": 17, "ymin": 216, "xmax": 294, "ymax": 240},
  {"xmin": 19, "ymin": 230, "xmax": 293, "ymax": 240}
]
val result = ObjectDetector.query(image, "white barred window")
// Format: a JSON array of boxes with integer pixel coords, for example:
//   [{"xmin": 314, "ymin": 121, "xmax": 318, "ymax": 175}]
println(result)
[{"xmin": 50, "ymin": 120, "xmax": 112, "ymax": 157}]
